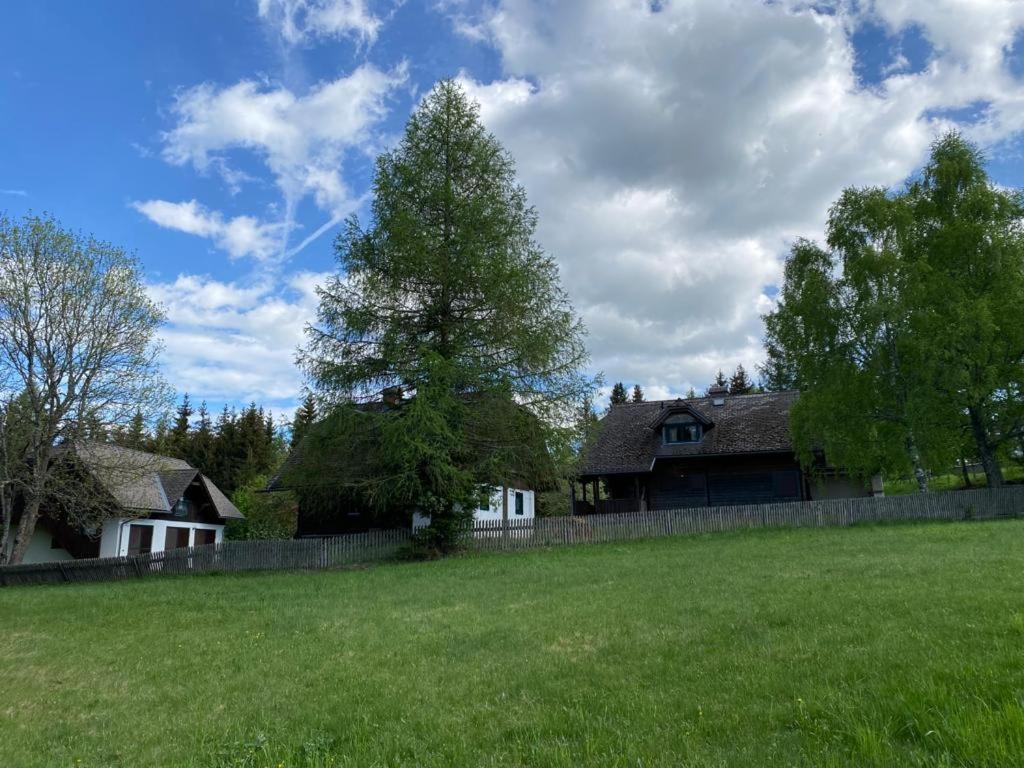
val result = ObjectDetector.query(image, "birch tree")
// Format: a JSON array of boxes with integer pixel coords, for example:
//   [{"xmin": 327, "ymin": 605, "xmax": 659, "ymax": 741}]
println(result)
[
  {"xmin": 763, "ymin": 133, "xmax": 1024, "ymax": 490},
  {"xmin": 0, "ymin": 214, "xmax": 167, "ymax": 564}
]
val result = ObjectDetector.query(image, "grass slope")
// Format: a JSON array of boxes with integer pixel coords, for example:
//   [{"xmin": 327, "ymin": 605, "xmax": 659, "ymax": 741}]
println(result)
[
  {"xmin": 885, "ymin": 464, "xmax": 1024, "ymax": 494},
  {"xmin": 3, "ymin": 521, "xmax": 1024, "ymax": 767}
]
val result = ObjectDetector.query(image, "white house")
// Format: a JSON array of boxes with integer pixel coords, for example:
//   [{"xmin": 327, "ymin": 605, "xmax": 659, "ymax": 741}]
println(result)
[
  {"xmin": 411, "ymin": 485, "xmax": 536, "ymax": 531},
  {"xmin": 7, "ymin": 443, "xmax": 243, "ymax": 565}
]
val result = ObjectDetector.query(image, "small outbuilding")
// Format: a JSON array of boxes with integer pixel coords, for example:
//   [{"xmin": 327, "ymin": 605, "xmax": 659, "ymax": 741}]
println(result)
[{"xmin": 7, "ymin": 443, "xmax": 243, "ymax": 565}]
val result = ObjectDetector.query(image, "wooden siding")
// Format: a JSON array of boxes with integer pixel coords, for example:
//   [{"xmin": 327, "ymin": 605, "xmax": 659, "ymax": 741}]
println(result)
[
  {"xmin": 603, "ymin": 452, "xmax": 812, "ymax": 512},
  {"xmin": 3, "ymin": 486, "xmax": 1024, "ymax": 587},
  {"xmin": 649, "ymin": 471, "xmax": 707, "ymax": 509}
]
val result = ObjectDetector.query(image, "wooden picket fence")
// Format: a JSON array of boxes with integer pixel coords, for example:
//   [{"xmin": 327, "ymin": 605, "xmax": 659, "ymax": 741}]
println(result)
[
  {"xmin": 3, "ymin": 485, "xmax": 1023, "ymax": 587},
  {"xmin": 0, "ymin": 528, "xmax": 412, "ymax": 588}
]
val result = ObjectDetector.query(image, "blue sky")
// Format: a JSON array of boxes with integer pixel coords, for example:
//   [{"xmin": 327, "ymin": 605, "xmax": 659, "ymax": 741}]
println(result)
[{"xmin": 3, "ymin": 0, "xmax": 1024, "ymax": 419}]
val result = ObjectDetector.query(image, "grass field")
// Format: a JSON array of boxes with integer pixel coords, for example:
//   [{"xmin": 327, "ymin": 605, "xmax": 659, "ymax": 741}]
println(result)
[
  {"xmin": 885, "ymin": 463, "xmax": 1024, "ymax": 494},
  {"xmin": 3, "ymin": 522, "xmax": 1024, "ymax": 767}
]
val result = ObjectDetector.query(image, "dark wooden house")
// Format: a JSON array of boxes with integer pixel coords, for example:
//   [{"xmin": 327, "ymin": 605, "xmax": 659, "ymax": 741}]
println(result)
[
  {"xmin": 266, "ymin": 390, "xmax": 556, "ymax": 536},
  {"xmin": 575, "ymin": 387, "xmax": 879, "ymax": 514}
]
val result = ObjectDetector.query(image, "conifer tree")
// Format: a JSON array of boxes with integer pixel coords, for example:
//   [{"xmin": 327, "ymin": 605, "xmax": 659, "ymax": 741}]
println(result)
[
  {"xmin": 729, "ymin": 364, "xmax": 753, "ymax": 395},
  {"xmin": 291, "ymin": 392, "xmax": 317, "ymax": 448},
  {"xmin": 609, "ymin": 382, "xmax": 628, "ymax": 406},
  {"xmin": 118, "ymin": 409, "xmax": 148, "ymax": 450},
  {"xmin": 299, "ymin": 80, "xmax": 591, "ymax": 549},
  {"xmin": 631, "ymin": 385, "xmax": 644, "ymax": 403},
  {"xmin": 169, "ymin": 393, "xmax": 193, "ymax": 458},
  {"xmin": 187, "ymin": 401, "xmax": 214, "ymax": 472},
  {"xmin": 150, "ymin": 416, "xmax": 172, "ymax": 456},
  {"xmin": 706, "ymin": 370, "xmax": 728, "ymax": 394}
]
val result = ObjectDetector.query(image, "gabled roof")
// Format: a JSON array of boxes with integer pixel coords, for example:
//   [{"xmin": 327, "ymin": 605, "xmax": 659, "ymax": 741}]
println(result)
[
  {"xmin": 646, "ymin": 402, "xmax": 714, "ymax": 429},
  {"xmin": 71, "ymin": 443, "xmax": 243, "ymax": 520},
  {"xmin": 198, "ymin": 473, "xmax": 246, "ymax": 520},
  {"xmin": 579, "ymin": 391, "xmax": 800, "ymax": 477}
]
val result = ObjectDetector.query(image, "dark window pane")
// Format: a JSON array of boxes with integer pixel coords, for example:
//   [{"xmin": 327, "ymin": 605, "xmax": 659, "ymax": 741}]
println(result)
[
  {"xmin": 514, "ymin": 491, "xmax": 524, "ymax": 516},
  {"xmin": 127, "ymin": 524, "xmax": 153, "ymax": 556},
  {"xmin": 164, "ymin": 526, "xmax": 191, "ymax": 550},
  {"xmin": 194, "ymin": 529, "xmax": 216, "ymax": 547},
  {"xmin": 664, "ymin": 422, "xmax": 701, "ymax": 444}
]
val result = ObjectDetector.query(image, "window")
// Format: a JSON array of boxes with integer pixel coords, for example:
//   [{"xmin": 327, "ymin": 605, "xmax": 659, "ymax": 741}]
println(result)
[
  {"xmin": 477, "ymin": 489, "xmax": 492, "ymax": 512},
  {"xmin": 194, "ymin": 528, "xmax": 217, "ymax": 547},
  {"xmin": 662, "ymin": 414, "xmax": 701, "ymax": 444},
  {"xmin": 127, "ymin": 524, "xmax": 153, "ymax": 556},
  {"xmin": 172, "ymin": 498, "xmax": 191, "ymax": 518},
  {"xmin": 164, "ymin": 526, "xmax": 191, "ymax": 550},
  {"xmin": 514, "ymin": 491, "xmax": 525, "ymax": 516}
]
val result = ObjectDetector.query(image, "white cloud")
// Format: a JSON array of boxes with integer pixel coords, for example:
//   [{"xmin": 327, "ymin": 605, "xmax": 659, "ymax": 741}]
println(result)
[
  {"xmin": 140, "ymin": 0, "xmax": 1024, "ymax": 409},
  {"xmin": 449, "ymin": 0, "xmax": 1024, "ymax": 396},
  {"xmin": 434, "ymin": 0, "xmax": 492, "ymax": 42},
  {"xmin": 132, "ymin": 199, "xmax": 283, "ymax": 261},
  {"xmin": 146, "ymin": 272, "xmax": 328, "ymax": 406},
  {"xmin": 0, "ymin": 188, "xmax": 28, "ymax": 197},
  {"xmin": 257, "ymin": 0, "xmax": 382, "ymax": 46},
  {"xmin": 159, "ymin": 63, "xmax": 405, "ymax": 255}
]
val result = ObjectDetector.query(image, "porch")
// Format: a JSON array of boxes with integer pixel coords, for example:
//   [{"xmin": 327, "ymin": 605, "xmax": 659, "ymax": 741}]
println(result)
[
  {"xmin": 570, "ymin": 474, "xmax": 645, "ymax": 516},
  {"xmin": 572, "ymin": 455, "xmax": 811, "ymax": 516}
]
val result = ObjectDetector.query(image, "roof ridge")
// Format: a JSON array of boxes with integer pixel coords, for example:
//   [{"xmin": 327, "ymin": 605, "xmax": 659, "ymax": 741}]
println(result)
[
  {"xmin": 79, "ymin": 440, "xmax": 195, "ymax": 469},
  {"xmin": 615, "ymin": 390, "xmax": 796, "ymax": 407}
]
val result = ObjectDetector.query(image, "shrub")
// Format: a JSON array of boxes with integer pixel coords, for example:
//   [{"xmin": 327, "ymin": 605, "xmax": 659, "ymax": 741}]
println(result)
[{"xmin": 226, "ymin": 474, "xmax": 298, "ymax": 540}]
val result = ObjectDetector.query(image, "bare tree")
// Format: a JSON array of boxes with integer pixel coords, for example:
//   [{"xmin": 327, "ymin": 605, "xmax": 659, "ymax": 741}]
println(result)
[{"xmin": 0, "ymin": 214, "xmax": 168, "ymax": 565}]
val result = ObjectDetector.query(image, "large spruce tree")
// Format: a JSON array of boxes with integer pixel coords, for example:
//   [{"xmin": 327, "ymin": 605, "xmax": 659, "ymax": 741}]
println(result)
[{"xmin": 300, "ymin": 81, "xmax": 591, "ymax": 547}]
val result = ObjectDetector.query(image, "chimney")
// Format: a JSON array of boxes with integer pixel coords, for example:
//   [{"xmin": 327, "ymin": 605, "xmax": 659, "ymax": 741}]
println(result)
[
  {"xmin": 707, "ymin": 384, "xmax": 728, "ymax": 406},
  {"xmin": 382, "ymin": 386, "xmax": 403, "ymax": 407}
]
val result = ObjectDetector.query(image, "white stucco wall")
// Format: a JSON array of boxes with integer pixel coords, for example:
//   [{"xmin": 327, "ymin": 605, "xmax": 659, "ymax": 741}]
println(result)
[
  {"xmin": 99, "ymin": 517, "xmax": 225, "ymax": 557},
  {"xmin": 412, "ymin": 486, "xmax": 536, "ymax": 530},
  {"xmin": 7, "ymin": 523, "xmax": 75, "ymax": 565}
]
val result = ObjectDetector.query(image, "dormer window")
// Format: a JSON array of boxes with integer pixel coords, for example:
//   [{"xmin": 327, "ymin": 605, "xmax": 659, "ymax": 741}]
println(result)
[
  {"xmin": 172, "ymin": 498, "xmax": 191, "ymax": 518},
  {"xmin": 663, "ymin": 414, "xmax": 702, "ymax": 444}
]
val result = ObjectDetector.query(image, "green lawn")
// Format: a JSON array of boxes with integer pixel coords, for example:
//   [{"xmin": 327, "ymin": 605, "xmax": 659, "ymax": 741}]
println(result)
[
  {"xmin": 885, "ymin": 464, "xmax": 1024, "ymax": 494},
  {"xmin": 3, "ymin": 522, "xmax": 1024, "ymax": 767}
]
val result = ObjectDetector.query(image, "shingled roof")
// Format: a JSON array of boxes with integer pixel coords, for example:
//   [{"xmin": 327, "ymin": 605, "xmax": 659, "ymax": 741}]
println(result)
[
  {"xmin": 579, "ymin": 390, "xmax": 800, "ymax": 476},
  {"xmin": 71, "ymin": 442, "xmax": 244, "ymax": 520}
]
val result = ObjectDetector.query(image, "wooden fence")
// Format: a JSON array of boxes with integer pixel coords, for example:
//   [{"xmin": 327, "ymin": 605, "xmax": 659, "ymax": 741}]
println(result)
[
  {"xmin": 0, "ymin": 528, "xmax": 412, "ymax": 588},
  {"xmin": 3, "ymin": 486, "xmax": 1023, "ymax": 587}
]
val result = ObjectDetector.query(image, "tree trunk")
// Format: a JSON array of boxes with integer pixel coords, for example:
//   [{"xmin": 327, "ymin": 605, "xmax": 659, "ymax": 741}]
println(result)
[
  {"xmin": 0, "ymin": 488, "xmax": 12, "ymax": 565},
  {"xmin": 906, "ymin": 435, "xmax": 929, "ymax": 494},
  {"xmin": 968, "ymin": 405, "xmax": 1003, "ymax": 489},
  {"xmin": 7, "ymin": 492, "xmax": 41, "ymax": 565},
  {"xmin": 960, "ymin": 458, "xmax": 973, "ymax": 489}
]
